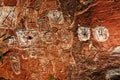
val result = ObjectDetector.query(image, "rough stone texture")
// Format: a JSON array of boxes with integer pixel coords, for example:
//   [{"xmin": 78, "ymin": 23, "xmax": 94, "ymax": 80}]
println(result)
[
  {"xmin": 0, "ymin": 0, "xmax": 120, "ymax": 80},
  {"xmin": 4, "ymin": 0, "xmax": 17, "ymax": 6}
]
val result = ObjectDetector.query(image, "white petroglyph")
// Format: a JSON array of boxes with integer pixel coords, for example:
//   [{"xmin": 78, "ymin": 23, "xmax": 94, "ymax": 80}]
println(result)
[
  {"xmin": 21, "ymin": 53, "xmax": 28, "ymax": 60},
  {"xmin": 40, "ymin": 31, "xmax": 55, "ymax": 44},
  {"xmin": 0, "ymin": 6, "xmax": 15, "ymax": 26},
  {"xmin": 29, "ymin": 52, "xmax": 37, "ymax": 59},
  {"xmin": 77, "ymin": 27, "xmax": 91, "ymax": 41},
  {"xmin": 47, "ymin": 10, "xmax": 64, "ymax": 24},
  {"xmin": 8, "ymin": 36, "xmax": 16, "ymax": 45},
  {"xmin": 28, "ymin": 48, "xmax": 38, "ymax": 59},
  {"xmin": 16, "ymin": 30, "xmax": 39, "ymax": 48},
  {"xmin": 93, "ymin": 26, "xmax": 109, "ymax": 42},
  {"xmin": 10, "ymin": 53, "xmax": 21, "ymax": 75}
]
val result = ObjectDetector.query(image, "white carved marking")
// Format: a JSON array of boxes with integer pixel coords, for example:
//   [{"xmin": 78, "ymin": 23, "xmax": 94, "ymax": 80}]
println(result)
[
  {"xmin": 77, "ymin": 27, "xmax": 90, "ymax": 41},
  {"xmin": 16, "ymin": 30, "xmax": 39, "ymax": 47},
  {"xmin": 93, "ymin": 26, "xmax": 109, "ymax": 42},
  {"xmin": 47, "ymin": 10, "xmax": 64, "ymax": 24},
  {"xmin": 8, "ymin": 36, "xmax": 16, "ymax": 45},
  {"xmin": 0, "ymin": 6, "xmax": 15, "ymax": 26},
  {"xmin": 10, "ymin": 53, "xmax": 21, "ymax": 75}
]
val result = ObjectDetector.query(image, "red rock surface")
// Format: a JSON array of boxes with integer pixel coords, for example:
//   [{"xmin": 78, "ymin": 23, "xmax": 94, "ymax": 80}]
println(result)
[
  {"xmin": 4, "ymin": 0, "xmax": 17, "ymax": 6},
  {"xmin": 0, "ymin": 0, "xmax": 120, "ymax": 80}
]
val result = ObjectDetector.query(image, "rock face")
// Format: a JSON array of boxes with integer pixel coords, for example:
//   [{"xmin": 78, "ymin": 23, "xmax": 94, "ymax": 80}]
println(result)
[
  {"xmin": 0, "ymin": 0, "xmax": 120, "ymax": 80},
  {"xmin": 4, "ymin": 0, "xmax": 17, "ymax": 6}
]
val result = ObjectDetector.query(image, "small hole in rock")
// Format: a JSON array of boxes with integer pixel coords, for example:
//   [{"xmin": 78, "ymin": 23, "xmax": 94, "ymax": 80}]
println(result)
[{"xmin": 28, "ymin": 36, "xmax": 33, "ymax": 40}]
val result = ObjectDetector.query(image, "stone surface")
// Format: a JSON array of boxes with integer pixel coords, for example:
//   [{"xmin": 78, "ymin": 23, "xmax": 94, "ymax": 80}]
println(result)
[
  {"xmin": 0, "ymin": 0, "xmax": 120, "ymax": 80},
  {"xmin": 4, "ymin": 0, "xmax": 17, "ymax": 6}
]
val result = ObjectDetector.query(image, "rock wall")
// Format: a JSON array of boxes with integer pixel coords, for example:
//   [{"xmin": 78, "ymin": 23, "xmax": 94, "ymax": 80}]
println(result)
[{"xmin": 0, "ymin": 0, "xmax": 120, "ymax": 80}]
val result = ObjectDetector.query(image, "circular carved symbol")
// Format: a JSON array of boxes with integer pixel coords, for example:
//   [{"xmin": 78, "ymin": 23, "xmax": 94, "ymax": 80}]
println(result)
[{"xmin": 93, "ymin": 26, "xmax": 109, "ymax": 42}]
